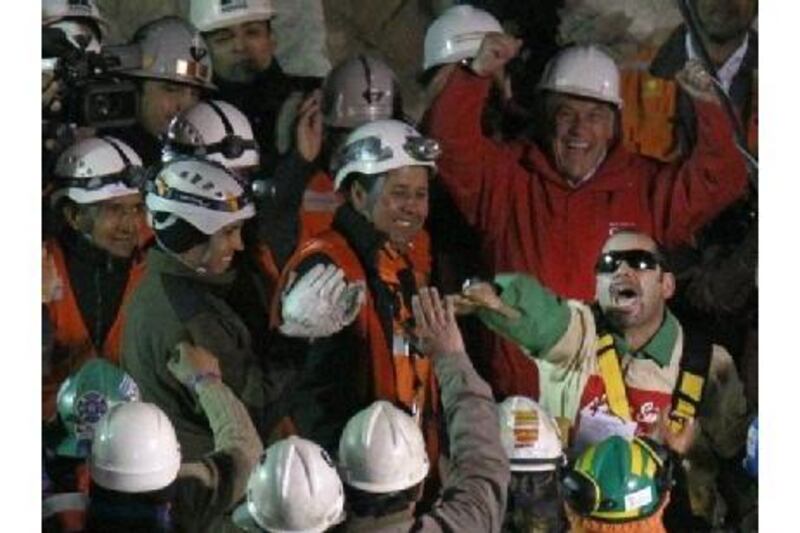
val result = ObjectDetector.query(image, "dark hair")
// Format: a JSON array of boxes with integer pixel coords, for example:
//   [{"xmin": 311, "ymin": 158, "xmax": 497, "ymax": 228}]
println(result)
[
  {"xmin": 339, "ymin": 171, "xmax": 387, "ymax": 196},
  {"xmin": 344, "ymin": 483, "xmax": 420, "ymax": 518},
  {"xmin": 151, "ymin": 212, "xmax": 209, "ymax": 253},
  {"xmin": 85, "ymin": 481, "xmax": 176, "ymax": 532}
]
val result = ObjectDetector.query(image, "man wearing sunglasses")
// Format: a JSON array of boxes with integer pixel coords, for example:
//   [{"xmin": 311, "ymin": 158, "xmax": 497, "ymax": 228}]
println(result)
[{"xmin": 456, "ymin": 230, "xmax": 749, "ymax": 529}]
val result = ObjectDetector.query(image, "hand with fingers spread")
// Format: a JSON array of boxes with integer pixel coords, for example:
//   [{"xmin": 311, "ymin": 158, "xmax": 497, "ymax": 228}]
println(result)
[
  {"xmin": 296, "ymin": 89, "xmax": 323, "ymax": 163},
  {"xmin": 412, "ymin": 287, "xmax": 465, "ymax": 357},
  {"xmin": 280, "ymin": 263, "xmax": 366, "ymax": 338},
  {"xmin": 675, "ymin": 59, "xmax": 720, "ymax": 105},
  {"xmin": 470, "ymin": 32, "xmax": 522, "ymax": 79},
  {"xmin": 451, "ymin": 279, "xmax": 521, "ymax": 319}
]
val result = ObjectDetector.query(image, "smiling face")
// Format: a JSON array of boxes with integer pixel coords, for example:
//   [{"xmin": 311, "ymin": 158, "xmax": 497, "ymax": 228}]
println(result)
[
  {"xmin": 547, "ymin": 93, "xmax": 616, "ymax": 186},
  {"xmin": 351, "ymin": 166, "xmax": 430, "ymax": 249},
  {"xmin": 205, "ymin": 21, "xmax": 276, "ymax": 83},
  {"xmin": 67, "ymin": 193, "xmax": 145, "ymax": 258},
  {"xmin": 595, "ymin": 232, "xmax": 674, "ymax": 336},
  {"xmin": 182, "ymin": 220, "xmax": 245, "ymax": 275}
]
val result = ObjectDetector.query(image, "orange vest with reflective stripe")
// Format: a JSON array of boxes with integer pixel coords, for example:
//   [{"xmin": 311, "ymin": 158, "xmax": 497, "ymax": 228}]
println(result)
[
  {"xmin": 272, "ymin": 230, "xmax": 440, "ymax": 464},
  {"xmin": 43, "ymin": 239, "xmax": 145, "ymax": 420},
  {"xmin": 621, "ymin": 48, "xmax": 758, "ymax": 162}
]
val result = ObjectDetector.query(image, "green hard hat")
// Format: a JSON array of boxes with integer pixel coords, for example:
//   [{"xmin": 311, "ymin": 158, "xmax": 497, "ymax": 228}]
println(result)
[
  {"xmin": 56, "ymin": 358, "xmax": 140, "ymax": 458},
  {"xmin": 563, "ymin": 436, "xmax": 668, "ymax": 522}
]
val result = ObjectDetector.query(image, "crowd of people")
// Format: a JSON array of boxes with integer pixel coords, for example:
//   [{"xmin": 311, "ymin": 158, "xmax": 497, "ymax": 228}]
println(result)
[{"xmin": 41, "ymin": 0, "xmax": 758, "ymax": 531}]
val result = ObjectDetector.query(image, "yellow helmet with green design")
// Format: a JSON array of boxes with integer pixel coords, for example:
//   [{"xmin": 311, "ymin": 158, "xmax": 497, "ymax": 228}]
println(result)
[{"xmin": 562, "ymin": 436, "xmax": 672, "ymax": 522}]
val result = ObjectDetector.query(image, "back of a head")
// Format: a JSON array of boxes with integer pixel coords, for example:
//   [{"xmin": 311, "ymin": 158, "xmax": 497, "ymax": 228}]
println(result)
[
  {"xmin": 89, "ymin": 402, "xmax": 181, "ymax": 494},
  {"xmin": 498, "ymin": 396, "xmax": 565, "ymax": 473},
  {"xmin": 537, "ymin": 45, "xmax": 622, "ymax": 109},
  {"xmin": 322, "ymin": 54, "xmax": 401, "ymax": 130},
  {"xmin": 338, "ymin": 400, "xmax": 429, "ymax": 495},
  {"xmin": 56, "ymin": 359, "xmax": 140, "ymax": 459},
  {"xmin": 331, "ymin": 119, "xmax": 440, "ymax": 191},
  {"xmin": 191, "ymin": 0, "xmax": 275, "ymax": 34},
  {"xmin": 236, "ymin": 436, "xmax": 345, "ymax": 532},
  {"xmin": 423, "ymin": 4, "xmax": 503, "ymax": 71},
  {"xmin": 124, "ymin": 16, "xmax": 215, "ymax": 91},
  {"xmin": 562, "ymin": 436, "xmax": 671, "ymax": 527},
  {"xmin": 163, "ymin": 99, "xmax": 260, "ymax": 171},
  {"xmin": 42, "ymin": 0, "xmax": 108, "ymax": 39}
]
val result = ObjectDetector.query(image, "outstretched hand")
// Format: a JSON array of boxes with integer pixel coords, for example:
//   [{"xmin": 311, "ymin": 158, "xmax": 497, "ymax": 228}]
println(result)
[
  {"xmin": 450, "ymin": 279, "xmax": 521, "ymax": 319},
  {"xmin": 295, "ymin": 89, "xmax": 323, "ymax": 162},
  {"xmin": 470, "ymin": 32, "xmax": 522, "ymax": 79},
  {"xmin": 412, "ymin": 287, "xmax": 465, "ymax": 356},
  {"xmin": 675, "ymin": 59, "xmax": 720, "ymax": 105}
]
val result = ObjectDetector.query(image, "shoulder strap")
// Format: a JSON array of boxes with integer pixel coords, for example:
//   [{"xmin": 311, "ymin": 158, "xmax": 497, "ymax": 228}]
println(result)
[
  {"xmin": 669, "ymin": 324, "xmax": 713, "ymax": 432},
  {"xmin": 591, "ymin": 305, "xmax": 633, "ymax": 421}
]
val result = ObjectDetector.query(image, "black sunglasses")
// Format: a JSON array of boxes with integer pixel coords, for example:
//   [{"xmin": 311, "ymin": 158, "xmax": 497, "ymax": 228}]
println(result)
[{"xmin": 595, "ymin": 249, "xmax": 663, "ymax": 274}]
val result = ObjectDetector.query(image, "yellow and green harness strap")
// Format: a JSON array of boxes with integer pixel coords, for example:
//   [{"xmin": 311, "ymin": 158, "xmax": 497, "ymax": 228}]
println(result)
[{"xmin": 596, "ymin": 333, "xmax": 633, "ymax": 422}]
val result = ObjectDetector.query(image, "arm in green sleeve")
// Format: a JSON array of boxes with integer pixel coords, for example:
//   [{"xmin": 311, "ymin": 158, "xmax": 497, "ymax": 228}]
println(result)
[{"xmin": 476, "ymin": 273, "xmax": 572, "ymax": 357}]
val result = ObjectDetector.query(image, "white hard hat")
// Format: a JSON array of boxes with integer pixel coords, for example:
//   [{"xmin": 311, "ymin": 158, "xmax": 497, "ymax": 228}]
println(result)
[
  {"xmin": 238, "ymin": 436, "xmax": 345, "ymax": 533},
  {"xmin": 537, "ymin": 45, "xmax": 622, "ymax": 109},
  {"xmin": 146, "ymin": 157, "xmax": 255, "ymax": 236},
  {"xmin": 338, "ymin": 401, "xmax": 430, "ymax": 493},
  {"xmin": 191, "ymin": 0, "xmax": 276, "ymax": 34},
  {"xmin": 423, "ymin": 5, "xmax": 503, "ymax": 71},
  {"xmin": 163, "ymin": 99, "xmax": 260, "ymax": 170},
  {"xmin": 42, "ymin": 0, "xmax": 109, "ymax": 38},
  {"xmin": 124, "ymin": 16, "xmax": 215, "ymax": 90},
  {"xmin": 332, "ymin": 119, "xmax": 439, "ymax": 191},
  {"xmin": 89, "ymin": 402, "xmax": 181, "ymax": 493},
  {"xmin": 48, "ymin": 20, "xmax": 101, "ymax": 53},
  {"xmin": 322, "ymin": 55, "xmax": 400, "ymax": 129},
  {"xmin": 54, "ymin": 136, "xmax": 144, "ymax": 205},
  {"xmin": 498, "ymin": 396, "xmax": 565, "ymax": 472}
]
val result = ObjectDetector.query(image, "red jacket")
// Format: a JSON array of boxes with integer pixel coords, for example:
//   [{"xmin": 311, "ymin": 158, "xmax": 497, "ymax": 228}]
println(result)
[{"xmin": 426, "ymin": 67, "xmax": 748, "ymax": 398}]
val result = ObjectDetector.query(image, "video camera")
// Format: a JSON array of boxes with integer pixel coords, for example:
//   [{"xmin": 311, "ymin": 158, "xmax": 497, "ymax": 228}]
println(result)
[{"xmin": 42, "ymin": 26, "xmax": 141, "ymax": 129}]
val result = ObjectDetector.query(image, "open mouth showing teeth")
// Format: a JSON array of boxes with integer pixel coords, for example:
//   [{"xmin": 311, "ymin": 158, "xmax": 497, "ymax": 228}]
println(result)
[{"xmin": 611, "ymin": 286, "xmax": 641, "ymax": 308}]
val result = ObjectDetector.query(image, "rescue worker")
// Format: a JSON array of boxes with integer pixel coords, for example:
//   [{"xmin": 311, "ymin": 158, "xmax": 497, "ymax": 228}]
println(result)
[
  {"xmin": 43, "ymin": 136, "xmax": 146, "ymax": 420},
  {"xmin": 498, "ymin": 396, "xmax": 567, "ymax": 532},
  {"xmin": 232, "ymin": 436, "xmax": 346, "ymax": 532},
  {"xmin": 272, "ymin": 120, "xmax": 440, "ymax": 472},
  {"xmin": 105, "ymin": 16, "xmax": 216, "ymax": 166},
  {"xmin": 86, "ymin": 342, "xmax": 263, "ymax": 532},
  {"xmin": 426, "ymin": 36, "xmax": 749, "ymax": 403},
  {"xmin": 455, "ymin": 229, "xmax": 749, "ymax": 528},
  {"xmin": 121, "ymin": 157, "xmax": 266, "ymax": 461},
  {"xmin": 190, "ymin": 0, "xmax": 320, "ymax": 170},
  {"xmin": 335, "ymin": 286, "xmax": 508, "ymax": 531},
  {"xmin": 43, "ymin": 359, "xmax": 140, "ymax": 532},
  {"xmin": 562, "ymin": 436, "xmax": 674, "ymax": 533}
]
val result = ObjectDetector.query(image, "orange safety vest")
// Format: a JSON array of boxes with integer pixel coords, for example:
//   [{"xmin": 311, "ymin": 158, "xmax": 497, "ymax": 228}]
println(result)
[
  {"xmin": 272, "ymin": 230, "xmax": 440, "ymax": 466},
  {"xmin": 43, "ymin": 239, "xmax": 145, "ymax": 420},
  {"xmin": 621, "ymin": 48, "xmax": 758, "ymax": 162},
  {"xmin": 298, "ymin": 171, "xmax": 343, "ymax": 244}
]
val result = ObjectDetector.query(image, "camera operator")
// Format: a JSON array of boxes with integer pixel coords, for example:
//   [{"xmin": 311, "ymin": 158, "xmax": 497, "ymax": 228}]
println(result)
[{"xmin": 100, "ymin": 16, "xmax": 216, "ymax": 167}]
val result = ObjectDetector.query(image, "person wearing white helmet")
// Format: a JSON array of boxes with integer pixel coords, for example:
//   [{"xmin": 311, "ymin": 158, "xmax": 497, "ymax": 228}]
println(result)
[
  {"xmin": 334, "ymin": 287, "xmax": 508, "ymax": 531},
  {"xmin": 271, "ymin": 120, "xmax": 439, "ymax": 472},
  {"xmin": 43, "ymin": 135, "xmax": 147, "ymax": 421},
  {"xmin": 120, "ymin": 156, "xmax": 268, "ymax": 461},
  {"xmin": 426, "ymin": 33, "xmax": 748, "ymax": 410},
  {"xmin": 84, "ymin": 342, "xmax": 262, "ymax": 532},
  {"xmin": 191, "ymin": 0, "xmax": 320, "ymax": 172},
  {"xmin": 232, "ymin": 436, "xmax": 346, "ymax": 532},
  {"xmin": 497, "ymin": 396, "xmax": 567, "ymax": 532},
  {"xmin": 102, "ymin": 16, "xmax": 215, "ymax": 166},
  {"xmin": 42, "ymin": 359, "xmax": 140, "ymax": 531}
]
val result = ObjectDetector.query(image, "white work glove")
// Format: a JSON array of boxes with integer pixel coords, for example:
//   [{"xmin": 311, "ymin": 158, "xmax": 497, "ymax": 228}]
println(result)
[{"xmin": 279, "ymin": 264, "xmax": 366, "ymax": 338}]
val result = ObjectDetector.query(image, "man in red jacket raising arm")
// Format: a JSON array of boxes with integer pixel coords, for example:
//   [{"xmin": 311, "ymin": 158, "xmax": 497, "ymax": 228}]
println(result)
[{"xmin": 426, "ymin": 34, "xmax": 748, "ymax": 401}]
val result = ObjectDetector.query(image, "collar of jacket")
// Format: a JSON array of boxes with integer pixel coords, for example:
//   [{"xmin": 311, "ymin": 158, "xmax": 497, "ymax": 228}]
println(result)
[
  {"xmin": 146, "ymin": 246, "xmax": 236, "ymax": 287},
  {"xmin": 650, "ymin": 26, "xmax": 758, "ymax": 79},
  {"xmin": 59, "ymin": 225, "xmax": 135, "ymax": 273},
  {"xmin": 521, "ymin": 142, "xmax": 640, "ymax": 192},
  {"xmin": 331, "ymin": 203, "xmax": 389, "ymax": 271},
  {"xmin": 213, "ymin": 60, "xmax": 288, "ymax": 96},
  {"xmin": 596, "ymin": 307, "xmax": 678, "ymax": 368}
]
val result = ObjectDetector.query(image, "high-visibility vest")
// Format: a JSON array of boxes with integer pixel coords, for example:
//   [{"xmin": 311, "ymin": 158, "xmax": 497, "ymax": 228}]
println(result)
[{"xmin": 43, "ymin": 239, "xmax": 145, "ymax": 420}]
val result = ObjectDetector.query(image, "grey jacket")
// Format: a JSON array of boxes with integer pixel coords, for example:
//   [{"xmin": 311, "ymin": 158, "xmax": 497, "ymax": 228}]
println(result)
[
  {"xmin": 174, "ymin": 381, "xmax": 263, "ymax": 532},
  {"xmin": 121, "ymin": 248, "xmax": 266, "ymax": 460},
  {"xmin": 343, "ymin": 349, "xmax": 510, "ymax": 532}
]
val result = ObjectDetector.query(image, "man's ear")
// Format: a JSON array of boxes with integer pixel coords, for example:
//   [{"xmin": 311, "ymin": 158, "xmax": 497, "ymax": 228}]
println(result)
[
  {"xmin": 661, "ymin": 271, "xmax": 676, "ymax": 301},
  {"xmin": 349, "ymin": 181, "xmax": 369, "ymax": 214},
  {"xmin": 62, "ymin": 203, "xmax": 82, "ymax": 231}
]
